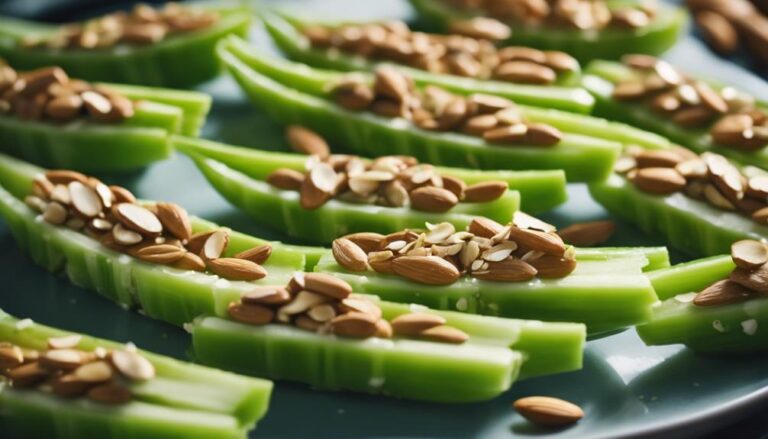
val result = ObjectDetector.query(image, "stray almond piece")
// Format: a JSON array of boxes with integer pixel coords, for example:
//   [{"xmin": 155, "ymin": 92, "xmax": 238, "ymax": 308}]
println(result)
[
  {"xmin": 418, "ymin": 325, "xmax": 469, "ymax": 344},
  {"xmin": 731, "ymin": 240, "xmax": 768, "ymax": 269},
  {"xmin": 234, "ymin": 244, "xmax": 273, "ymax": 265},
  {"xmin": 632, "ymin": 167, "xmax": 686, "ymax": 195},
  {"xmin": 43, "ymin": 201, "xmax": 68, "ymax": 225},
  {"xmin": 339, "ymin": 297, "xmax": 383, "ymax": 319},
  {"xmin": 110, "ymin": 349, "xmax": 155, "ymax": 381},
  {"xmin": 463, "ymin": 181, "xmax": 508, "ymax": 203},
  {"xmin": 472, "ymin": 258, "xmax": 538, "ymax": 282},
  {"xmin": 156, "ymin": 202, "xmax": 192, "ymax": 241},
  {"xmin": 228, "ymin": 301, "xmax": 275, "ymax": 325},
  {"xmin": 469, "ymin": 217, "xmax": 504, "ymax": 238},
  {"xmin": 343, "ymin": 232, "xmax": 384, "ymax": 253},
  {"xmin": 332, "ymin": 238, "xmax": 369, "ymax": 272},
  {"xmin": 201, "ymin": 229, "xmax": 229, "ymax": 260},
  {"xmin": 88, "ymin": 383, "xmax": 132, "ymax": 405},
  {"xmin": 693, "ymin": 279, "xmax": 754, "ymax": 307},
  {"xmin": 392, "ymin": 255, "xmax": 460, "ymax": 285},
  {"xmin": 112, "ymin": 203, "xmax": 163, "ymax": 236},
  {"xmin": 558, "ymin": 221, "xmax": 616, "ymax": 247},
  {"xmin": 410, "ymin": 186, "xmax": 459, "ymax": 213},
  {"xmin": 134, "ymin": 244, "xmax": 186, "ymax": 264},
  {"xmin": 113, "ymin": 223, "xmax": 143, "ymax": 246},
  {"xmin": 508, "ymin": 227, "xmax": 566, "ymax": 256},
  {"xmin": 390, "ymin": 312, "xmax": 446, "ymax": 335},
  {"xmin": 529, "ymin": 254, "xmax": 578, "ymax": 278},
  {"xmin": 207, "ymin": 257, "xmax": 267, "ymax": 281},
  {"xmin": 242, "ymin": 286, "xmax": 291, "ymax": 306},
  {"xmin": 171, "ymin": 252, "xmax": 206, "ymax": 272},
  {"xmin": 286, "ymin": 125, "xmax": 330, "ymax": 158},
  {"xmin": 330, "ymin": 312, "xmax": 379, "ymax": 338},
  {"xmin": 304, "ymin": 272, "xmax": 353, "ymax": 299},
  {"xmin": 514, "ymin": 396, "xmax": 584, "ymax": 427},
  {"xmin": 48, "ymin": 334, "xmax": 82, "ymax": 350},
  {"xmin": 7, "ymin": 362, "xmax": 50, "ymax": 387},
  {"xmin": 266, "ymin": 168, "xmax": 305, "ymax": 191},
  {"xmin": 68, "ymin": 181, "xmax": 102, "ymax": 218},
  {"xmin": 730, "ymin": 264, "xmax": 768, "ymax": 294}
]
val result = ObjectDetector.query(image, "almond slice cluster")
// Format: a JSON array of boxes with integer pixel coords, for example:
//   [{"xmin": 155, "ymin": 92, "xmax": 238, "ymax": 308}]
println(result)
[
  {"xmin": 227, "ymin": 273, "xmax": 470, "ymax": 344},
  {"xmin": 0, "ymin": 335, "xmax": 155, "ymax": 404},
  {"xmin": 617, "ymin": 147, "xmax": 768, "ymax": 225},
  {"xmin": 332, "ymin": 213, "xmax": 577, "ymax": 285},
  {"xmin": 691, "ymin": 239, "xmax": 768, "ymax": 307},
  {"xmin": 267, "ymin": 152, "xmax": 508, "ymax": 211},
  {"xmin": 303, "ymin": 20, "xmax": 578, "ymax": 85},
  {"xmin": 330, "ymin": 67, "xmax": 563, "ymax": 147},
  {"xmin": 0, "ymin": 60, "xmax": 134, "ymax": 123},
  {"xmin": 21, "ymin": 3, "xmax": 219, "ymax": 50},
  {"xmin": 443, "ymin": 0, "xmax": 659, "ymax": 30},
  {"xmin": 24, "ymin": 169, "xmax": 272, "ymax": 281},
  {"xmin": 612, "ymin": 54, "xmax": 768, "ymax": 151}
]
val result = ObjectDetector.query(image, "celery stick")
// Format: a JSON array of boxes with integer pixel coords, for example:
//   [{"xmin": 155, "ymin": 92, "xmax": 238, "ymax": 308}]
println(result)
[
  {"xmin": 575, "ymin": 246, "xmax": 670, "ymax": 271},
  {"xmin": 647, "ymin": 255, "xmax": 735, "ymax": 300}
]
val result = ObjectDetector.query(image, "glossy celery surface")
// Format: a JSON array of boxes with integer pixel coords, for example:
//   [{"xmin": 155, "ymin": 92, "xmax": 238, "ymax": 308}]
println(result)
[
  {"xmin": 590, "ymin": 174, "xmax": 768, "ymax": 257},
  {"xmin": 639, "ymin": 257, "xmax": 768, "ymax": 353},
  {"xmin": 174, "ymin": 135, "xmax": 567, "ymax": 214},
  {"xmin": 0, "ymin": 309, "xmax": 271, "ymax": 438},
  {"xmin": 584, "ymin": 61, "xmax": 768, "ymax": 169},
  {"xmin": 0, "ymin": 154, "xmax": 305, "ymax": 326},
  {"xmin": 262, "ymin": 12, "xmax": 595, "ymax": 114},
  {"xmin": 0, "ymin": 7, "xmax": 251, "ymax": 87},
  {"xmin": 0, "ymin": 85, "xmax": 210, "ymax": 173},
  {"xmin": 192, "ymin": 299, "xmax": 586, "ymax": 402},
  {"xmin": 314, "ymin": 250, "xmax": 659, "ymax": 336},
  {"xmin": 409, "ymin": 0, "xmax": 687, "ymax": 62},
  {"xmin": 218, "ymin": 36, "xmax": 625, "ymax": 182}
]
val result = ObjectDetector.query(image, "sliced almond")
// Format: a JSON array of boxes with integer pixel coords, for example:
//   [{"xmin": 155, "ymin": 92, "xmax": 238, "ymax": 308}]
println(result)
[
  {"xmin": 693, "ymin": 279, "xmax": 754, "ymax": 307},
  {"xmin": 156, "ymin": 202, "xmax": 191, "ymax": 241},
  {"xmin": 45, "ymin": 170, "xmax": 88, "ymax": 185},
  {"xmin": 109, "ymin": 185, "xmax": 136, "ymax": 204},
  {"xmin": 47, "ymin": 335, "xmax": 82, "ymax": 350},
  {"xmin": 40, "ymin": 349, "xmax": 87, "ymax": 371},
  {"xmin": 368, "ymin": 251, "xmax": 395, "ymax": 274},
  {"xmin": 635, "ymin": 150, "xmax": 684, "ymax": 168},
  {"xmin": 207, "ymin": 257, "xmax": 267, "ymax": 281},
  {"xmin": 228, "ymin": 301, "xmax": 275, "ymax": 325},
  {"xmin": 307, "ymin": 304, "xmax": 337, "ymax": 322},
  {"xmin": 201, "ymin": 229, "xmax": 229, "ymax": 260},
  {"xmin": 74, "ymin": 360, "xmax": 113, "ymax": 382},
  {"xmin": 286, "ymin": 125, "xmax": 330, "ymax": 158},
  {"xmin": 0, "ymin": 344, "xmax": 24, "ymax": 369},
  {"xmin": 112, "ymin": 203, "xmax": 162, "ymax": 236},
  {"xmin": 42, "ymin": 201, "xmax": 68, "ymax": 225},
  {"xmin": 392, "ymin": 255, "xmax": 460, "ymax": 285},
  {"xmin": 330, "ymin": 312, "xmax": 379, "ymax": 338},
  {"xmin": 558, "ymin": 221, "xmax": 615, "ymax": 246},
  {"xmin": 300, "ymin": 171, "xmax": 333, "ymax": 210},
  {"xmin": 731, "ymin": 240, "xmax": 768, "ymax": 269},
  {"xmin": 6, "ymin": 362, "xmax": 50, "ymax": 387},
  {"xmin": 390, "ymin": 312, "xmax": 446, "ymax": 335},
  {"xmin": 242, "ymin": 286, "xmax": 291, "ymax": 306},
  {"xmin": 468, "ymin": 217, "xmax": 504, "ymax": 238},
  {"xmin": 339, "ymin": 297, "xmax": 383, "ymax": 319},
  {"xmin": 418, "ymin": 325, "xmax": 469, "ymax": 344},
  {"xmin": 332, "ymin": 238, "xmax": 369, "ymax": 272},
  {"xmin": 68, "ymin": 181, "xmax": 102, "ymax": 218},
  {"xmin": 276, "ymin": 291, "xmax": 328, "ymax": 321},
  {"xmin": 112, "ymin": 223, "xmax": 143, "ymax": 246},
  {"xmin": 514, "ymin": 396, "xmax": 584, "ymax": 427},
  {"xmin": 303, "ymin": 273, "xmax": 353, "ymax": 299}
]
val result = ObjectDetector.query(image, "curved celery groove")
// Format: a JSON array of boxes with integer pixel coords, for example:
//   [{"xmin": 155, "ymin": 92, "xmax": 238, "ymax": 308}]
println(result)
[
  {"xmin": 584, "ymin": 61, "xmax": 768, "ymax": 169},
  {"xmin": 261, "ymin": 12, "xmax": 595, "ymax": 114},
  {"xmin": 173, "ymin": 135, "xmax": 567, "ymax": 214},
  {"xmin": 0, "ymin": 84, "xmax": 210, "ymax": 173},
  {"xmin": 0, "ymin": 7, "xmax": 251, "ymax": 87},
  {"xmin": 217, "ymin": 36, "xmax": 626, "ymax": 182},
  {"xmin": 0, "ymin": 309, "xmax": 271, "ymax": 438},
  {"xmin": 639, "ymin": 257, "xmax": 768, "ymax": 354},
  {"xmin": 409, "ymin": 0, "xmax": 687, "ymax": 62},
  {"xmin": 314, "ymin": 251, "xmax": 659, "ymax": 336},
  {"xmin": 589, "ymin": 174, "xmax": 768, "ymax": 257},
  {"xmin": 192, "ymin": 299, "xmax": 586, "ymax": 401}
]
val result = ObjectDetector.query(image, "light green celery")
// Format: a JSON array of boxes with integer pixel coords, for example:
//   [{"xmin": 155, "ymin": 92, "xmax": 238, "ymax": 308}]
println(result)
[
  {"xmin": 575, "ymin": 246, "xmax": 669, "ymax": 271},
  {"xmin": 590, "ymin": 174, "xmax": 768, "ymax": 257},
  {"xmin": 173, "ymin": 135, "xmax": 567, "ymax": 213},
  {"xmin": 647, "ymin": 255, "xmax": 735, "ymax": 300}
]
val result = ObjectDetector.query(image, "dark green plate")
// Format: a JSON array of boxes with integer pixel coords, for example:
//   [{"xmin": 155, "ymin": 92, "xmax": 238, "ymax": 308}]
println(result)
[{"xmin": 0, "ymin": 1, "xmax": 766, "ymax": 437}]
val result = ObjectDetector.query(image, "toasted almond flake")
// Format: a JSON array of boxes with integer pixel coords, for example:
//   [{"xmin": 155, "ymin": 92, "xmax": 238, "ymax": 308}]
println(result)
[
  {"xmin": 242, "ymin": 286, "xmax": 291, "ymax": 306},
  {"xmin": 307, "ymin": 304, "xmax": 337, "ymax": 322},
  {"xmin": 42, "ymin": 201, "xmax": 68, "ymax": 225},
  {"xmin": 110, "ymin": 349, "xmax": 155, "ymax": 381},
  {"xmin": 425, "ymin": 222, "xmax": 455, "ymax": 244},
  {"xmin": 40, "ymin": 349, "xmax": 87, "ymax": 371},
  {"xmin": 47, "ymin": 335, "xmax": 82, "ymax": 350},
  {"xmin": 0, "ymin": 345, "xmax": 24, "ymax": 369},
  {"xmin": 339, "ymin": 297, "xmax": 383, "ymax": 319},
  {"xmin": 202, "ymin": 229, "xmax": 229, "ymax": 260},
  {"xmin": 482, "ymin": 241, "xmax": 518, "ymax": 262},
  {"xmin": 74, "ymin": 360, "xmax": 113, "ymax": 382},
  {"xmin": 113, "ymin": 203, "xmax": 162, "ymax": 236},
  {"xmin": 68, "ymin": 181, "xmax": 102, "ymax": 218},
  {"xmin": 386, "ymin": 240, "xmax": 408, "ymax": 251},
  {"xmin": 112, "ymin": 223, "xmax": 142, "ymax": 245},
  {"xmin": 310, "ymin": 162, "xmax": 338, "ymax": 194},
  {"xmin": 349, "ymin": 175, "xmax": 380, "ymax": 196}
]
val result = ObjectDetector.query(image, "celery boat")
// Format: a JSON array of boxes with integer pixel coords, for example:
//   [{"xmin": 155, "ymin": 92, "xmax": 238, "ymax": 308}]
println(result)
[
  {"xmin": 0, "ymin": 6, "xmax": 251, "ymax": 87},
  {"xmin": 217, "ymin": 35, "xmax": 671, "ymax": 182},
  {"xmin": 0, "ymin": 309, "xmax": 271, "ymax": 438},
  {"xmin": 639, "ymin": 256, "xmax": 768, "ymax": 353},
  {"xmin": 261, "ymin": 12, "xmax": 595, "ymax": 114}
]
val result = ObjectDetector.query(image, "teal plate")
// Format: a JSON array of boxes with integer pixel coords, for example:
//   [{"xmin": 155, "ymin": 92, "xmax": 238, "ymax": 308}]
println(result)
[{"xmin": 0, "ymin": 1, "xmax": 767, "ymax": 437}]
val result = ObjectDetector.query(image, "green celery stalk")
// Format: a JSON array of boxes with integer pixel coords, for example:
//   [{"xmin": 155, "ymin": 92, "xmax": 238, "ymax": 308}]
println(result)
[
  {"xmin": 589, "ymin": 173, "xmax": 768, "ymax": 257},
  {"xmin": 217, "ymin": 36, "xmax": 623, "ymax": 182},
  {"xmin": 262, "ymin": 12, "xmax": 595, "ymax": 114},
  {"xmin": 314, "ymin": 251, "xmax": 658, "ymax": 336},
  {"xmin": 408, "ymin": 0, "xmax": 687, "ymax": 62},
  {"xmin": 186, "ymin": 153, "xmax": 520, "ymax": 244},
  {"xmin": 173, "ymin": 135, "xmax": 567, "ymax": 213},
  {"xmin": 583, "ymin": 62, "xmax": 768, "ymax": 169},
  {"xmin": 576, "ymin": 246, "xmax": 670, "ymax": 271},
  {"xmin": 647, "ymin": 255, "xmax": 735, "ymax": 300},
  {"xmin": 0, "ymin": 7, "xmax": 251, "ymax": 87},
  {"xmin": 0, "ymin": 309, "xmax": 271, "ymax": 438}
]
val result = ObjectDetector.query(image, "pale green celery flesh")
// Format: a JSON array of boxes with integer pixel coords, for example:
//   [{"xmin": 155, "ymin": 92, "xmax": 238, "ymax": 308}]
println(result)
[
  {"xmin": 589, "ymin": 174, "xmax": 768, "ymax": 257},
  {"xmin": 575, "ymin": 246, "xmax": 670, "ymax": 271},
  {"xmin": 648, "ymin": 255, "xmax": 735, "ymax": 300},
  {"xmin": 191, "ymin": 155, "xmax": 520, "ymax": 244},
  {"xmin": 173, "ymin": 135, "xmax": 567, "ymax": 213},
  {"xmin": 0, "ymin": 310, "xmax": 272, "ymax": 436},
  {"xmin": 192, "ymin": 316, "xmax": 521, "ymax": 403},
  {"xmin": 315, "ymin": 252, "xmax": 657, "ymax": 335}
]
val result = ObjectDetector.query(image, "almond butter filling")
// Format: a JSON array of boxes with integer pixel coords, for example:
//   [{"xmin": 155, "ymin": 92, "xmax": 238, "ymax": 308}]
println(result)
[{"xmin": 24, "ymin": 170, "xmax": 272, "ymax": 281}]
